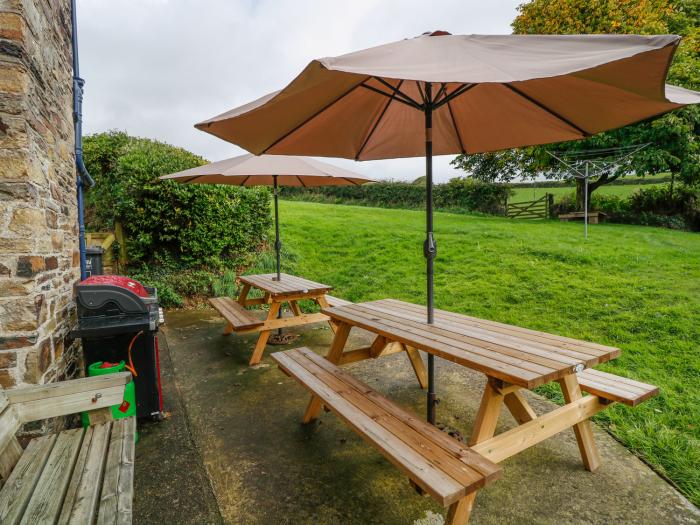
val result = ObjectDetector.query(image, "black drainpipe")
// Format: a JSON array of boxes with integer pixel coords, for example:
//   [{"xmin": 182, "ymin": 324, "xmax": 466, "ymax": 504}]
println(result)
[{"xmin": 71, "ymin": 0, "xmax": 94, "ymax": 281}]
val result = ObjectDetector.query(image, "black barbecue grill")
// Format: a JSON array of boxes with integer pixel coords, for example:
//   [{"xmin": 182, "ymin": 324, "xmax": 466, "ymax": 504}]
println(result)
[{"xmin": 73, "ymin": 275, "xmax": 165, "ymax": 420}]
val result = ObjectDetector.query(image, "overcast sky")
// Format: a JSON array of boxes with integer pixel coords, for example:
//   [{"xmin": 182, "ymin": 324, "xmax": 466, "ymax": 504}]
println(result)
[{"xmin": 78, "ymin": 0, "xmax": 522, "ymax": 183}]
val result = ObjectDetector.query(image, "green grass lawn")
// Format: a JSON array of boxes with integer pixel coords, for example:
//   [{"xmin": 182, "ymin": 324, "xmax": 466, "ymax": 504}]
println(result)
[
  {"xmin": 510, "ymin": 182, "xmax": 669, "ymax": 202},
  {"xmin": 274, "ymin": 199, "xmax": 700, "ymax": 506}
]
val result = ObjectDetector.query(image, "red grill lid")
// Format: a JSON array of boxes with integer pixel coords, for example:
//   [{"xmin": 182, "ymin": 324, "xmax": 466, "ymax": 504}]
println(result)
[{"xmin": 80, "ymin": 275, "xmax": 150, "ymax": 298}]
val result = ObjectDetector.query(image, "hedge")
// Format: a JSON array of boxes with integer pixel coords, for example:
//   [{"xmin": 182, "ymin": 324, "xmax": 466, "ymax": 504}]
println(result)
[
  {"xmin": 281, "ymin": 178, "xmax": 511, "ymax": 215},
  {"xmin": 83, "ymin": 131, "xmax": 271, "ymax": 268}
]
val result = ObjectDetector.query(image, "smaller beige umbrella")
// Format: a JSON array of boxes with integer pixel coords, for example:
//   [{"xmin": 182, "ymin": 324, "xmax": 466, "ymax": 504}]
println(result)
[{"xmin": 161, "ymin": 154, "xmax": 373, "ymax": 281}]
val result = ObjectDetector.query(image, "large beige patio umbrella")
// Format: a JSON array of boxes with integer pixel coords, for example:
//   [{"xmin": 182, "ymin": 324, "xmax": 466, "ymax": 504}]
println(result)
[
  {"xmin": 193, "ymin": 32, "xmax": 700, "ymax": 423},
  {"xmin": 161, "ymin": 154, "xmax": 373, "ymax": 281}
]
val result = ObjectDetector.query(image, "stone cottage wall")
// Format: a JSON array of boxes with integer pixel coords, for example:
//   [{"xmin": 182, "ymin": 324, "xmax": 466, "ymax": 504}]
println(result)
[{"xmin": 0, "ymin": 0, "xmax": 81, "ymax": 403}]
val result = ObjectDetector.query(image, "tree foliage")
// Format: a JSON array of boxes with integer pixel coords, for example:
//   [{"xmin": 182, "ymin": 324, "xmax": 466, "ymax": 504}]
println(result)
[
  {"xmin": 83, "ymin": 131, "xmax": 271, "ymax": 268},
  {"xmin": 452, "ymin": 0, "xmax": 700, "ymax": 209}
]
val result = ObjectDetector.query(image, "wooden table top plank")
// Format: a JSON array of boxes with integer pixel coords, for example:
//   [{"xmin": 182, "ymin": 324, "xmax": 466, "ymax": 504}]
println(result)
[
  {"xmin": 383, "ymin": 299, "xmax": 619, "ymax": 358},
  {"xmin": 323, "ymin": 299, "xmax": 620, "ymax": 389},
  {"xmin": 324, "ymin": 306, "xmax": 543, "ymax": 388},
  {"xmin": 342, "ymin": 305, "xmax": 559, "ymax": 378},
  {"xmin": 376, "ymin": 300, "xmax": 608, "ymax": 363},
  {"xmin": 287, "ymin": 350, "xmax": 487, "ymax": 491},
  {"xmin": 350, "ymin": 303, "xmax": 568, "ymax": 374},
  {"xmin": 240, "ymin": 273, "xmax": 332, "ymax": 297},
  {"xmin": 358, "ymin": 302, "xmax": 590, "ymax": 369}
]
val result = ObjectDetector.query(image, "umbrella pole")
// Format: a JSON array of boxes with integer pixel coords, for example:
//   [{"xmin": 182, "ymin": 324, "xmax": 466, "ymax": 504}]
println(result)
[
  {"xmin": 424, "ymin": 82, "xmax": 437, "ymax": 425},
  {"xmin": 273, "ymin": 175, "xmax": 282, "ymax": 280},
  {"xmin": 273, "ymin": 176, "xmax": 283, "ymax": 335}
]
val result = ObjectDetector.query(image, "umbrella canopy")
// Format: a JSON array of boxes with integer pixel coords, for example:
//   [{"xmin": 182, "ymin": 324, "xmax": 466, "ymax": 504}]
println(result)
[
  {"xmin": 193, "ymin": 32, "xmax": 700, "ymax": 424},
  {"xmin": 195, "ymin": 33, "xmax": 700, "ymax": 159},
  {"xmin": 161, "ymin": 153, "xmax": 371, "ymax": 186},
  {"xmin": 161, "ymin": 154, "xmax": 373, "ymax": 280}
]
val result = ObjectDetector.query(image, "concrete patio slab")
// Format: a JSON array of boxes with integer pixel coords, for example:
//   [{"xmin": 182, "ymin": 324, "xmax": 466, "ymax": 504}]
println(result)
[{"xmin": 160, "ymin": 308, "xmax": 699, "ymax": 524}]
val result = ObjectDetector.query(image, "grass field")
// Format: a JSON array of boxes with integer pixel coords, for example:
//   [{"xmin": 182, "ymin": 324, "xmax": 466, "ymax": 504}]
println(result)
[
  {"xmin": 510, "ymin": 182, "xmax": 669, "ymax": 202},
  {"xmin": 272, "ymin": 199, "xmax": 700, "ymax": 506}
]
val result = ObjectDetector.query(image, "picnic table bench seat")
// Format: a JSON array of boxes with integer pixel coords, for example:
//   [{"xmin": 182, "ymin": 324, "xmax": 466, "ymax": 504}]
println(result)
[
  {"xmin": 209, "ymin": 296, "xmax": 264, "ymax": 332},
  {"xmin": 577, "ymin": 368, "xmax": 659, "ymax": 407},
  {"xmin": 272, "ymin": 347, "xmax": 501, "ymax": 524},
  {"xmin": 559, "ymin": 211, "xmax": 607, "ymax": 224},
  {"xmin": 0, "ymin": 372, "xmax": 135, "ymax": 525},
  {"xmin": 324, "ymin": 295, "xmax": 353, "ymax": 308}
]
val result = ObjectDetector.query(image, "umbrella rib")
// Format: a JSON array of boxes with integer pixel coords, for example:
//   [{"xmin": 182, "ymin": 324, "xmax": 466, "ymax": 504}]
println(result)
[
  {"xmin": 261, "ymin": 78, "xmax": 369, "ymax": 154},
  {"xmin": 179, "ymin": 175, "xmax": 202, "ymax": 183},
  {"xmin": 356, "ymin": 79, "xmax": 405, "ymax": 160},
  {"xmin": 296, "ymin": 175, "xmax": 307, "ymax": 187},
  {"xmin": 434, "ymin": 83, "xmax": 448, "ymax": 104},
  {"xmin": 416, "ymin": 81, "xmax": 427, "ymax": 104},
  {"xmin": 446, "ymin": 100, "xmax": 466, "ymax": 155},
  {"xmin": 504, "ymin": 84, "xmax": 590, "ymax": 137},
  {"xmin": 372, "ymin": 77, "xmax": 423, "ymax": 109},
  {"xmin": 433, "ymin": 83, "xmax": 475, "ymax": 109},
  {"xmin": 240, "ymin": 175, "xmax": 250, "ymax": 186},
  {"xmin": 344, "ymin": 177, "xmax": 361, "ymax": 186},
  {"xmin": 360, "ymin": 84, "xmax": 420, "ymax": 110}
]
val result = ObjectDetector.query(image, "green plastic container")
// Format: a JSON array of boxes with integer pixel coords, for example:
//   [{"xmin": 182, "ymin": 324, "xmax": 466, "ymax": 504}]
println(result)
[{"xmin": 82, "ymin": 361, "xmax": 137, "ymax": 429}]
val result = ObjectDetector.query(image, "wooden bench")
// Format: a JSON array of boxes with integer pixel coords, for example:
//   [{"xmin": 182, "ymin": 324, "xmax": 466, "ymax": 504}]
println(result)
[
  {"xmin": 577, "ymin": 368, "xmax": 659, "ymax": 406},
  {"xmin": 559, "ymin": 211, "xmax": 607, "ymax": 224},
  {"xmin": 209, "ymin": 296, "xmax": 264, "ymax": 333},
  {"xmin": 272, "ymin": 347, "xmax": 501, "ymax": 524},
  {"xmin": 0, "ymin": 372, "xmax": 136, "ymax": 524},
  {"xmin": 324, "ymin": 295, "xmax": 353, "ymax": 308}
]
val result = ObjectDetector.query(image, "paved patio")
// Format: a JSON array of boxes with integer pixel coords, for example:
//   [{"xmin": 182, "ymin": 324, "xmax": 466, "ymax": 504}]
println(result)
[{"xmin": 138, "ymin": 308, "xmax": 700, "ymax": 524}]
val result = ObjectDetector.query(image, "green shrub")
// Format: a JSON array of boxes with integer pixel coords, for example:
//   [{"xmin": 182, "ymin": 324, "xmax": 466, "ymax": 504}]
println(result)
[
  {"xmin": 83, "ymin": 131, "xmax": 271, "ymax": 268},
  {"xmin": 552, "ymin": 185, "xmax": 700, "ymax": 231},
  {"xmin": 281, "ymin": 178, "xmax": 510, "ymax": 215}
]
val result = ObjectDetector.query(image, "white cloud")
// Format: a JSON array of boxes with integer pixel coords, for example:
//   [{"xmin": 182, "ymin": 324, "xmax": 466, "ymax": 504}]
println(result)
[{"xmin": 78, "ymin": 0, "xmax": 521, "ymax": 182}]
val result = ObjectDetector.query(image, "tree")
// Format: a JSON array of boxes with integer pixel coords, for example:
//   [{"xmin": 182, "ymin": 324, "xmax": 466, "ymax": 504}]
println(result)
[{"xmin": 452, "ymin": 0, "xmax": 700, "ymax": 209}]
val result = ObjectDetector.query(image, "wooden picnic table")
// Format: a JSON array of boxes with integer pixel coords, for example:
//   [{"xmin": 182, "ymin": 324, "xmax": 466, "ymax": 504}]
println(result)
[
  {"xmin": 306, "ymin": 298, "xmax": 651, "ymax": 470},
  {"xmin": 209, "ymin": 273, "xmax": 344, "ymax": 366},
  {"xmin": 275, "ymin": 298, "xmax": 658, "ymax": 523}
]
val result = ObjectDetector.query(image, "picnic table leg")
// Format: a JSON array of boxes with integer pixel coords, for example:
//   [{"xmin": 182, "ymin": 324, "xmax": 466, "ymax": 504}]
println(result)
[
  {"xmin": 237, "ymin": 284, "xmax": 251, "ymax": 305},
  {"xmin": 249, "ymin": 302, "xmax": 281, "ymax": 366},
  {"xmin": 446, "ymin": 493, "xmax": 477, "ymax": 525},
  {"xmin": 403, "ymin": 345, "xmax": 428, "ymax": 389},
  {"xmin": 289, "ymin": 300, "xmax": 302, "ymax": 317},
  {"xmin": 469, "ymin": 378, "xmax": 505, "ymax": 445},
  {"xmin": 503, "ymin": 391, "xmax": 537, "ymax": 424},
  {"xmin": 315, "ymin": 295, "xmax": 338, "ymax": 333},
  {"xmin": 558, "ymin": 374, "xmax": 601, "ymax": 472},
  {"xmin": 302, "ymin": 322, "xmax": 351, "ymax": 423}
]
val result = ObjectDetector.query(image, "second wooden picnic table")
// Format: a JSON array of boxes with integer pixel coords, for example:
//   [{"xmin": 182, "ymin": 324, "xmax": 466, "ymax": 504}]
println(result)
[
  {"xmin": 305, "ymin": 298, "xmax": 657, "ymax": 469},
  {"xmin": 210, "ymin": 273, "xmax": 345, "ymax": 366}
]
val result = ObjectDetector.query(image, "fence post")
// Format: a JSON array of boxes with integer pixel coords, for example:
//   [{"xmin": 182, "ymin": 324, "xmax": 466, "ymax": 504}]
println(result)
[{"xmin": 547, "ymin": 193, "xmax": 554, "ymax": 218}]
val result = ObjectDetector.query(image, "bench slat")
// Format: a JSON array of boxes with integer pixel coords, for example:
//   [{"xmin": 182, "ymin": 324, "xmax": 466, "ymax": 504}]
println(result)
[
  {"xmin": 58, "ymin": 426, "xmax": 95, "ymax": 525},
  {"xmin": 274, "ymin": 347, "xmax": 500, "ymax": 507},
  {"xmin": 274, "ymin": 350, "xmax": 464, "ymax": 505},
  {"xmin": 0, "ymin": 434, "xmax": 56, "ymax": 525},
  {"xmin": 97, "ymin": 418, "xmax": 136, "ymax": 525},
  {"xmin": 577, "ymin": 369, "xmax": 658, "ymax": 406},
  {"xmin": 21, "ymin": 428, "xmax": 84, "ymax": 524},
  {"xmin": 63, "ymin": 422, "xmax": 112, "ymax": 524},
  {"xmin": 299, "ymin": 348, "xmax": 499, "ymax": 483},
  {"xmin": 286, "ymin": 350, "xmax": 487, "ymax": 492},
  {"xmin": 325, "ymin": 295, "xmax": 353, "ymax": 308},
  {"xmin": 209, "ymin": 297, "xmax": 264, "ymax": 331},
  {"xmin": 117, "ymin": 418, "xmax": 136, "ymax": 525}
]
